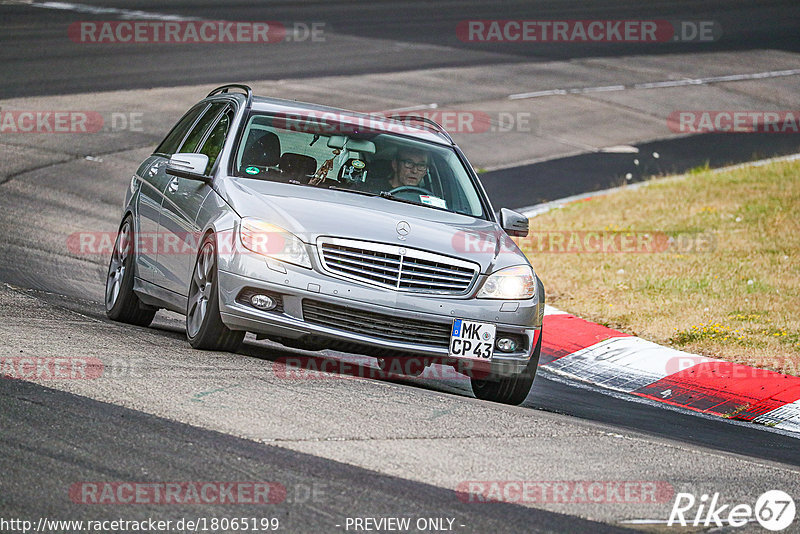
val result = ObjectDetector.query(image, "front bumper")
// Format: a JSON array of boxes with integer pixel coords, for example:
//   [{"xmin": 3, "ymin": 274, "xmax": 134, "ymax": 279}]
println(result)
[
  {"xmin": 217, "ymin": 253, "xmax": 543, "ymax": 378},
  {"xmin": 218, "ymin": 233, "xmax": 544, "ymax": 376}
]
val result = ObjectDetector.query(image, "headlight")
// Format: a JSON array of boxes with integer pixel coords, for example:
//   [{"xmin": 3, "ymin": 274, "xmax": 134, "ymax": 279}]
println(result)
[
  {"xmin": 477, "ymin": 265, "xmax": 536, "ymax": 299},
  {"xmin": 240, "ymin": 218, "xmax": 311, "ymax": 269}
]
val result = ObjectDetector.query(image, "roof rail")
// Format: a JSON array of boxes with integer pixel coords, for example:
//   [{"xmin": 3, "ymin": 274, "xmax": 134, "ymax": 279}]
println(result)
[
  {"xmin": 207, "ymin": 84, "xmax": 253, "ymax": 109},
  {"xmin": 385, "ymin": 114, "xmax": 454, "ymax": 144}
]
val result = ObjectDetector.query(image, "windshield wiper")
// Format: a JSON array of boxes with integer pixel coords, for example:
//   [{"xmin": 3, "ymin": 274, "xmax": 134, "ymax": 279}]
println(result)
[
  {"xmin": 379, "ymin": 191, "xmax": 416, "ymax": 203},
  {"xmin": 327, "ymin": 186, "xmax": 378, "ymax": 196},
  {"xmin": 379, "ymin": 191, "xmax": 430, "ymax": 207},
  {"xmin": 379, "ymin": 191, "xmax": 456, "ymax": 214}
]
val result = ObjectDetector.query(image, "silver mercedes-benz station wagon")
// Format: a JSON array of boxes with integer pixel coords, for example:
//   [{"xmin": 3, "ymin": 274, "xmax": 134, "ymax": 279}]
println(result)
[{"xmin": 106, "ymin": 84, "xmax": 545, "ymax": 404}]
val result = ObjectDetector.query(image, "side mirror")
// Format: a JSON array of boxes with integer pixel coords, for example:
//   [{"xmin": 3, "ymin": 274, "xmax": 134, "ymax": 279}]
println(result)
[
  {"xmin": 166, "ymin": 153, "xmax": 210, "ymax": 182},
  {"xmin": 500, "ymin": 208, "xmax": 529, "ymax": 237}
]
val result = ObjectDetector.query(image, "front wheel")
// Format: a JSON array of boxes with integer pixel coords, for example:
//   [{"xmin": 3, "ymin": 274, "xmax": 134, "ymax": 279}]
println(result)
[
  {"xmin": 186, "ymin": 234, "xmax": 244, "ymax": 352},
  {"xmin": 105, "ymin": 216, "xmax": 156, "ymax": 327},
  {"xmin": 470, "ymin": 331, "xmax": 542, "ymax": 405}
]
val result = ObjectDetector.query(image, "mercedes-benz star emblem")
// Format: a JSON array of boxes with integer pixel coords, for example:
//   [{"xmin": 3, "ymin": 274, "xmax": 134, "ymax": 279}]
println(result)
[{"xmin": 396, "ymin": 221, "xmax": 411, "ymax": 240}]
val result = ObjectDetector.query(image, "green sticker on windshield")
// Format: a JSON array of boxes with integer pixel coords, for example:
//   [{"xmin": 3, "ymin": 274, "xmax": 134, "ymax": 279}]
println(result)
[
  {"xmin": 245, "ymin": 166, "xmax": 260, "ymax": 175},
  {"xmin": 351, "ymin": 160, "xmax": 365, "ymax": 169}
]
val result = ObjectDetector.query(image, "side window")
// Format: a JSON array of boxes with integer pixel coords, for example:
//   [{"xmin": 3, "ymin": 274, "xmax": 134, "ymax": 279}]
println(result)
[
  {"xmin": 198, "ymin": 108, "xmax": 233, "ymax": 174},
  {"xmin": 179, "ymin": 102, "xmax": 226, "ymax": 154},
  {"xmin": 154, "ymin": 104, "xmax": 208, "ymax": 156}
]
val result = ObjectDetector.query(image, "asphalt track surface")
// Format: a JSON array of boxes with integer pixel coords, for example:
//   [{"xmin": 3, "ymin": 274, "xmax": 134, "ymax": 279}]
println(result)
[
  {"xmin": 1, "ymin": 0, "xmax": 799, "ymax": 98},
  {"xmin": 2, "ymin": 379, "xmax": 627, "ymax": 533},
  {"xmin": 482, "ymin": 133, "xmax": 800, "ymax": 209},
  {"xmin": 1, "ymin": 1, "xmax": 800, "ymax": 533}
]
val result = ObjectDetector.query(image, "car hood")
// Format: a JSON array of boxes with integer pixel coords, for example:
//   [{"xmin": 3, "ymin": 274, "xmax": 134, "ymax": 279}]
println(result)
[{"xmin": 217, "ymin": 178, "xmax": 528, "ymax": 273}]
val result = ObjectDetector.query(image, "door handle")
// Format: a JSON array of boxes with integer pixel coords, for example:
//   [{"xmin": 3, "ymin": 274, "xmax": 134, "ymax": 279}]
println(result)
[{"xmin": 168, "ymin": 177, "xmax": 179, "ymax": 193}]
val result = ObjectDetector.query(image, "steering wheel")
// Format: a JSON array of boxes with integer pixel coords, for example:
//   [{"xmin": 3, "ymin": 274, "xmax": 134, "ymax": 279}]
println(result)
[{"xmin": 388, "ymin": 185, "xmax": 433, "ymax": 197}]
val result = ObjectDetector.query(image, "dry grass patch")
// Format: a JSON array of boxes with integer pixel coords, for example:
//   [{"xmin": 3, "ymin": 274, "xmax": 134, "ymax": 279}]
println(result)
[{"xmin": 520, "ymin": 159, "xmax": 800, "ymax": 375}]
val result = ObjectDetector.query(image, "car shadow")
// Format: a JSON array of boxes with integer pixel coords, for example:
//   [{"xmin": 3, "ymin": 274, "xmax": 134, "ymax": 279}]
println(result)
[{"xmin": 238, "ymin": 336, "xmax": 477, "ymax": 397}]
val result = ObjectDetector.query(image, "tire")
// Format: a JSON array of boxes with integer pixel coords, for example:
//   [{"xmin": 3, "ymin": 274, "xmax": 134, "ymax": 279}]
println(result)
[
  {"xmin": 186, "ymin": 234, "xmax": 244, "ymax": 352},
  {"xmin": 470, "ymin": 330, "xmax": 542, "ymax": 405},
  {"xmin": 105, "ymin": 216, "xmax": 156, "ymax": 327}
]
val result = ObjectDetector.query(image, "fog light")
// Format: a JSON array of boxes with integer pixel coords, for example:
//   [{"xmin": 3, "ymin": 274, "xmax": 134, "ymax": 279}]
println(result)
[
  {"xmin": 496, "ymin": 337, "xmax": 518, "ymax": 353},
  {"xmin": 250, "ymin": 294, "xmax": 277, "ymax": 311}
]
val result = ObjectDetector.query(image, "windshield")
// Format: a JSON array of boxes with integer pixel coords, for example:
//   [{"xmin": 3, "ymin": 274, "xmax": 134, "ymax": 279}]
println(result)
[{"xmin": 232, "ymin": 113, "xmax": 487, "ymax": 218}]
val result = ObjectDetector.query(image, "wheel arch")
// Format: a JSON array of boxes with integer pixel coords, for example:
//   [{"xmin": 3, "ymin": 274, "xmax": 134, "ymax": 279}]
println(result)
[{"xmin": 196, "ymin": 207, "xmax": 240, "ymax": 271}]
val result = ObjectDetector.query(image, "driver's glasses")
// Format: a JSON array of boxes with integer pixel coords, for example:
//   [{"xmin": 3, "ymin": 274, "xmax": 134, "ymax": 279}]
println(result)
[{"xmin": 399, "ymin": 159, "xmax": 428, "ymax": 172}]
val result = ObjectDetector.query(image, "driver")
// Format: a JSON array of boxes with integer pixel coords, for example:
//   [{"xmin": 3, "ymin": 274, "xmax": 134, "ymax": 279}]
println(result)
[
  {"xmin": 390, "ymin": 148, "xmax": 429, "ymax": 189},
  {"xmin": 365, "ymin": 148, "xmax": 429, "ymax": 193}
]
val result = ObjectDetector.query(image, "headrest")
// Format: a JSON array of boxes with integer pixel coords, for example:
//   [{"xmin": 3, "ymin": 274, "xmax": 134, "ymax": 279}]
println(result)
[
  {"xmin": 279, "ymin": 152, "xmax": 317, "ymax": 182},
  {"xmin": 242, "ymin": 130, "xmax": 281, "ymax": 168},
  {"xmin": 368, "ymin": 158, "xmax": 393, "ymax": 180}
]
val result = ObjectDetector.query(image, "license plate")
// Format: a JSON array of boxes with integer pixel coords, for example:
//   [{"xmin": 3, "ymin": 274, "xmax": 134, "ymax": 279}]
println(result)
[{"xmin": 449, "ymin": 319, "xmax": 496, "ymax": 360}]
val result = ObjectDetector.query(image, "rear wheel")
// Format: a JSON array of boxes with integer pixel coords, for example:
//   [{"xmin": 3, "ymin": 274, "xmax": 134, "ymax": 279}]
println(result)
[
  {"xmin": 105, "ymin": 216, "xmax": 156, "ymax": 326},
  {"xmin": 186, "ymin": 235, "xmax": 244, "ymax": 352},
  {"xmin": 471, "ymin": 331, "xmax": 542, "ymax": 405}
]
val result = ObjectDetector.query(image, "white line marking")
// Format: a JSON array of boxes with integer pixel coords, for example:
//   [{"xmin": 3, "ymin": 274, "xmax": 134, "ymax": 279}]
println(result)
[
  {"xmin": 633, "ymin": 78, "xmax": 702, "ymax": 89},
  {"xmin": 545, "ymin": 337, "xmax": 723, "ymax": 393},
  {"xmin": 509, "ymin": 68, "xmax": 800, "ymax": 100},
  {"xmin": 620, "ymin": 519, "xmax": 759, "ymax": 525},
  {"xmin": 579, "ymin": 84, "xmax": 626, "ymax": 93},
  {"xmin": 510, "ymin": 89, "xmax": 568, "ymax": 99},
  {"xmin": 599, "ymin": 145, "xmax": 639, "ymax": 153},
  {"xmin": 26, "ymin": 1, "xmax": 195, "ymax": 21},
  {"xmin": 755, "ymin": 400, "xmax": 800, "ymax": 432},
  {"xmin": 385, "ymin": 103, "xmax": 439, "ymax": 112}
]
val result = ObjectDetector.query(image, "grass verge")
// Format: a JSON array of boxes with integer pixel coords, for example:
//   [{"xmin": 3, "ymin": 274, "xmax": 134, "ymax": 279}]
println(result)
[{"xmin": 519, "ymin": 159, "xmax": 800, "ymax": 375}]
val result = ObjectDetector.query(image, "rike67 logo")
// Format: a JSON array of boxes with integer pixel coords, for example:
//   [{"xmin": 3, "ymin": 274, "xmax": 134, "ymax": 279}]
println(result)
[{"xmin": 669, "ymin": 490, "xmax": 795, "ymax": 531}]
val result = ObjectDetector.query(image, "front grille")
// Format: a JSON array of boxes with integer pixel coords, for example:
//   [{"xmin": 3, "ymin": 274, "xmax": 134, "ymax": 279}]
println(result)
[
  {"xmin": 318, "ymin": 237, "xmax": 478, "ymax": 294},
  {"xmin": 302, "ymin": 299, "xmax": 452, "ymax": 348}
]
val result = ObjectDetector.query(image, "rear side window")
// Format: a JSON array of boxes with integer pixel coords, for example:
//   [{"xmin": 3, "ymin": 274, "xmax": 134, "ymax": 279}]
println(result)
[
  {"xmin": 154, "ymin": 103, "xmax": 208, "ymax": 156},
  {"xmin": 179, "ymin": 102, "xmax": 226, "ymax": 154},
  {"xmin": 198, "ymin": 108, "xmax": 234, "ymax": 174}
]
